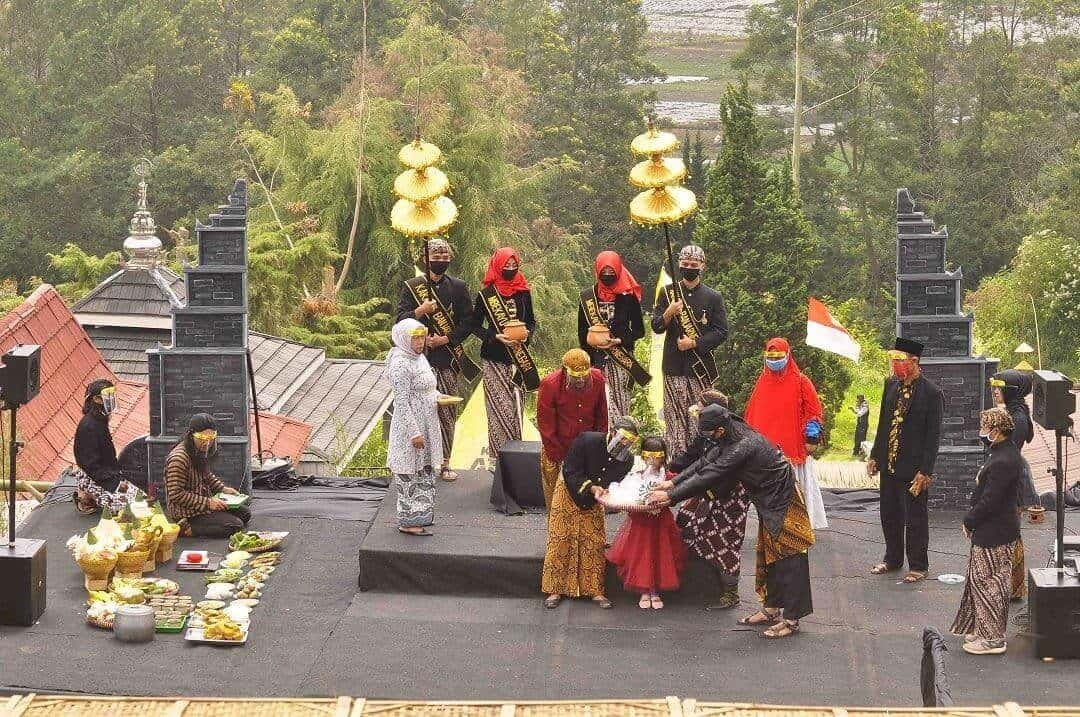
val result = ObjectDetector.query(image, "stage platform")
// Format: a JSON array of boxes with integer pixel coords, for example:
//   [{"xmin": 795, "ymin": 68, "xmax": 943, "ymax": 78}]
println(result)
[
  {"xmin": 3, "ymin": 472, "xmax": 1080, "ymax": 705},
  {"xmin": 358, "ymin": 468, "xmax": 726, "ymax": 599}
]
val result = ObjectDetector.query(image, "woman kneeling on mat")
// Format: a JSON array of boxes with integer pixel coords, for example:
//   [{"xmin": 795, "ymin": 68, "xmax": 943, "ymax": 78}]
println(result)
[{"xmin": 165, "ymin": 414, "xmax": 250, "ymax": 538}]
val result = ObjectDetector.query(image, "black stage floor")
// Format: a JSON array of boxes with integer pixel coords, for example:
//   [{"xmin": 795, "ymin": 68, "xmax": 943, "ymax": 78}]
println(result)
[{"xmin": 4, "ymin": 472, "xmax": 1080, "ymax": 705}]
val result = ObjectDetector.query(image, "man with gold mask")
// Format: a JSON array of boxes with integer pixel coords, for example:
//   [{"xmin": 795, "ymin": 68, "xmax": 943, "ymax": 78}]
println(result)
[{"xmin": 536, "ymin": 349, "xmax": 609, "ymax": 506}]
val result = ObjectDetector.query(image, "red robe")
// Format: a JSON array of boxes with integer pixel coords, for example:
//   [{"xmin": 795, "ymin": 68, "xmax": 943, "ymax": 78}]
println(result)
[
  {"xmin": 744, "ymin": 337, "xmax": 823, "ymax": 466},
  {"xmin": 536, "ymin": 368, "xmax": 608, "ymax": 463}
]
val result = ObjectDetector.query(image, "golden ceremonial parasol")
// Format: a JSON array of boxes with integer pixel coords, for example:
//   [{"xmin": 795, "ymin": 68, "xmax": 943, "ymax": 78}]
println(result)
[{"xmin": 628, "ymin": 118, "xmax": 698, "ymax": 294}]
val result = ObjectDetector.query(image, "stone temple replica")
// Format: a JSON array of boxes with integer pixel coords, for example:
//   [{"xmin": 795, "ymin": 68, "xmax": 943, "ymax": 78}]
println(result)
[
  {"xmin": 147, "ymin": 180, "xmax": 252, "ymax": 498},
  {"xmin": 894, "ymin": 188, "xmax": 998, "ymax": 511}
]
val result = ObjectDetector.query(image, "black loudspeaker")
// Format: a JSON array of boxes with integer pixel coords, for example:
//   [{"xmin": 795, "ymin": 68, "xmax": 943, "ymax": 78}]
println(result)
[
  {"xmin": 1028, "ymin": 567, "xmax": 1080, "ymax": 659},
  {"xmin": 1032, "ymin": 369, "xmax": 1075, "ymax": 432},
  {"xmin": 1, "ymin": 344, "xmax": 41, "ymax": 406},
  {"xmin": 0, "ymin": 539, "xmax": 47, "ymax": 626}
]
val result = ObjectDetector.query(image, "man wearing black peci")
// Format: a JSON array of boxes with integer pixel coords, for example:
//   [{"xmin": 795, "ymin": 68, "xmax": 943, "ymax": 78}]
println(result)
[
  {"xmin": 395, "ymin": 238, "xmax": 476, "ymax": 482},
  {"xmin": 867, "ymin": 338, "xmax": 944, "ymax": 584},
  {"xmin": 650, "ymin": 244, "xmax": 728, "ymax": 460}
]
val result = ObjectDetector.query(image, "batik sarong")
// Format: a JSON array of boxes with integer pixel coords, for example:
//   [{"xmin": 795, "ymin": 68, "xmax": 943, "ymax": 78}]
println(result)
[
  {"xmin": 1010, "ymin": 535, "xmax": 1026, "ymax": 601},
  {"xmin": 72, "ymin": 468, "xmax": 136, "ymax": 514},
  {"xmin": 755, "ymin": 488, "xmax": 816, "ymax": 619},
  {"xmin": 433, "ymin": 366, "xmax": 461, "ymax": 465},
  {"xmin": 541, "ymin": 477, "xmax": 606, "ymax": 597},
  {"xmin": 602, "ymin": 361, "xmax": 630, "ymax": 421},
  {"xmin": 675, "ymin": 483, "xmax": 750, "ymax": 576},
  {"xmin": 395, "ymin": 469, "xmax": 436, "ymax": 529},
  {"xmin": 663, "ymin": 374, "xmax": 708, "ymax": 460},
  {"xmin": 540, "ymin": 448, "xmax": 561, "ymax": 508},
  {"xmin": 951, "ymin": 541, "xmax": 1015, "ymax": 640},
  {"xmin": 482, "ymin": 359, "xmax": 523, "ymax": 465}
]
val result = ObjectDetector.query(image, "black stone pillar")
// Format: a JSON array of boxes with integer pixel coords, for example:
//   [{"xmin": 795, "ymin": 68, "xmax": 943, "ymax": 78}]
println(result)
[
  {"xmin": 147, "ymin": 180, "xmax": 251, "ymax": 502},
  {"xmin": 894, "ymin": 188, "xmax": 998, "ymax": 511}
]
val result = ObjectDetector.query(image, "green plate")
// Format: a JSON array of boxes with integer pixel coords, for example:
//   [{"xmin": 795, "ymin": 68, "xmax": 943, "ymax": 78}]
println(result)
[{"xmin": 155, "ymin": 613, "xmax": 189, "ymax": 634}]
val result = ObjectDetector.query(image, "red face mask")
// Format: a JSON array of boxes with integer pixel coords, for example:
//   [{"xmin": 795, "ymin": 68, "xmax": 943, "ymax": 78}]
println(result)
[{"xmin": 891, "ymin": 360, "xmax": 914, "ymax": 381}]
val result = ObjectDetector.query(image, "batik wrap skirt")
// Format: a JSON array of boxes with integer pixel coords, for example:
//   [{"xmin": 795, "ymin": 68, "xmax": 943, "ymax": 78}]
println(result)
[
  {"xmin": 482, "ymin": 360, "xmax": 523, "ymax": 466},
  {"xmin": 663, "ymin": 374, "xmax": 708, "ymax": 461},
  {"xmin": 433, "ymin": 366, "xmax": 461, "ymax": 466},
  {"xmin": 951, "ymin": 541, "xmax": 1015, "ymax": 641},
  {"xmin": 541, "ymin": 478, "xmax": 606, "ymax": 597},
  {"xmin": 540, "ymin": 448, "xmax": 561, "ymax": 508},
  {"xmin": 602, "ymin": 361, "xmax": 631, "ymax": 421},
  {"xmin": 395, "ymin": 469, "xmax": 436, "ymax": 529},
  {"xmin": 675, "ymin": 483, "xmax": 751, "ymax": 576},
  {"xmin": 755, "ymin": 489, "xmax": 816, "ymax": 620}
]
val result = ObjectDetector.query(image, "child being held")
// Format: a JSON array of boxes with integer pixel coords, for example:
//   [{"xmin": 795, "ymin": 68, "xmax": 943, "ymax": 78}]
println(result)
[{"xmin": 605, "ymin": 436, "xmax": 686, "ymax": 609}]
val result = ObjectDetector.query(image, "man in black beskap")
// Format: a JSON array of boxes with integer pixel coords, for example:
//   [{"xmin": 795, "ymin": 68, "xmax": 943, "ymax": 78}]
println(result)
[
  {"xmin": 395, "ymin": 238, "xmax": 475, "ymax": 482},
  {"xmin": 650, "ymin": 244, "xmax": 728, "ymax": 460},
  {"xmin": 867, "ymin": 337, "xmax": 944, "ymax": 584}
]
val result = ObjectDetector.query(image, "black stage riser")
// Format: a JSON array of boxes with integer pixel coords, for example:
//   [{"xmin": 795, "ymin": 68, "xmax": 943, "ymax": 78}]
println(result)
[{"xmin": 358, "ymin": 471, "xmax": 731, "ymax": 601}]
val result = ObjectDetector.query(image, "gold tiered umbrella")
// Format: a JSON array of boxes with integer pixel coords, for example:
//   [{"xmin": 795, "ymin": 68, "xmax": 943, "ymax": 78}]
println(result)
[
  {"xmin": 391, "ymin": 135, "xmax": 458, "ymax": 280},
  {"xmin": 628, "ymin": 119, "xmax": 698, "ymax": 280}
]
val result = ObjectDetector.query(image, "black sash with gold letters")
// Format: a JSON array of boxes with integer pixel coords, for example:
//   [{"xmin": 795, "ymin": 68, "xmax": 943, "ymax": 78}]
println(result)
[
  {"xmin": 665, "ymin": 284, "xmax": 719, "ymax": 384},
  {"xmin": 405, "ymin": 276, "xmax": 480, "ymax": 381},
  {"xmin": 580, "ymin": 288, "xmax": 651, "ymax": 388},
  {"xmin": 479, "ymin": 285, "xmax": 540, "ymax": 392}
]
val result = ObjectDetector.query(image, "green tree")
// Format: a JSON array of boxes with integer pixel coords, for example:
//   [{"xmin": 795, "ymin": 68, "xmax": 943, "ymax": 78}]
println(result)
[
  {"xmin": 48, "ymin": 243, "xmax": 122, "ymax": 302},
  {"xmin": 693, "ymin": 81, "xmax": 850, "ymax": 434}
]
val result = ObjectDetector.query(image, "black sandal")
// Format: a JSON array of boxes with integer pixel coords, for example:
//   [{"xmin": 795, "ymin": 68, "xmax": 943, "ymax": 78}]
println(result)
[{"xmin": 737, "ymin": 610, "xmax": 779, "ymax": 626}]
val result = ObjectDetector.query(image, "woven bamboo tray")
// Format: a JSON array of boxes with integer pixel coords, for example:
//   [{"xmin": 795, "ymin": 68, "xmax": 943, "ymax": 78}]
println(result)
[
  {"xmin": 352, "ymin": 698, "xmax": 684, "ymax": 716},
  {"xmin": 5, "ymin": 695, "xmax": 352, "ymax": 716}
]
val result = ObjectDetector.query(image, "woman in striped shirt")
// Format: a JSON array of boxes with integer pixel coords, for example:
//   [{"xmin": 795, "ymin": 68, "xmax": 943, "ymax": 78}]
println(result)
[{"xmin": 165, "ymin": 414, "xmax": 250, "ymax": 538}]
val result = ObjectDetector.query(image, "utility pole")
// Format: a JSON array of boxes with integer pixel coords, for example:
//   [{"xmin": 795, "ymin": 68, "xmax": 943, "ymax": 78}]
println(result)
[{"xmin": 791, "ymin": 0, "xmax": 805, "ymax": 192}]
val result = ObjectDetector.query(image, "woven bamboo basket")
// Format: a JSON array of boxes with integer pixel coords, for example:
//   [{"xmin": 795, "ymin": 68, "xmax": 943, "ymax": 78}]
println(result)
[
  {"xmin": 76, "ymin": 552, "xmax": 116, "ymax": 592},
  {"xmin": 115, "ymin": 548, "xmax": 148, "ymax": 578},
  {"xmin": 156, "ymin": 524, "xmax": 181, "ymax": 563}
]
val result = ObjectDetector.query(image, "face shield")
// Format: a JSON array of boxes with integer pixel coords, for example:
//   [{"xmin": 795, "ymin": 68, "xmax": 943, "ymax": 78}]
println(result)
[{"xmin": 100, "ymin": 386, "xmax": 117, "ymax": 415}]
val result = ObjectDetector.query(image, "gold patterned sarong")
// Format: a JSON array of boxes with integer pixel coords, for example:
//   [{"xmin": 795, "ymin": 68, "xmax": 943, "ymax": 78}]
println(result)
[
  {"xmin": 540, "ymin": 448, "xmax": 561, "ymax": 508},
  {"xmin": 541, "ymin": 478, "xmax": 606, "ymax": 597},
  {"xmin": 755, "ymin": 488, "xmax": 816, "ymax": 601}
]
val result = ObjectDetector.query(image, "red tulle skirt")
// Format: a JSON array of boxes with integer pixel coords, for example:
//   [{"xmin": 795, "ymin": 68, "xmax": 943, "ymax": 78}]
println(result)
[{"xmin": 605, "ymin": 509, "xmax": 687, "ymax": 593}]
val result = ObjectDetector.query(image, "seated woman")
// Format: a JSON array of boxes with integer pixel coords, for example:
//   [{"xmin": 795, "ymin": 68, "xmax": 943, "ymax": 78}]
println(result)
[
  {"xmin": 72, "ymin": 379, "xmax": 135, "ymax": 514},
  {"xmin": 164, "ymin": 414, "xmax": 251, "ymax": 538}
]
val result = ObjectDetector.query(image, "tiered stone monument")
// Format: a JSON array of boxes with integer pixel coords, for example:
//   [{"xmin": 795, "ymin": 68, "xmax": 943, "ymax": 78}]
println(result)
[
  {"xmin": 894, "ymin": 188, "xmax": 997, "ymax": 511},
  {"xmin": 147, "ymin": 180, "xmax": 252, "ymax": 500}
]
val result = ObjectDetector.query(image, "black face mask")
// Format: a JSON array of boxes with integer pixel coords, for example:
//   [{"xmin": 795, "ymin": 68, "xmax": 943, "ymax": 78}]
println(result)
[
  {"xmin": 429, "ymin": 260, "xmax": 450, "ymax": 276},
  {"xmin": 599, "ymin": 274, "xmax": 617, "ymax": 286},
  {"xmin": 501, "ymin": 268, "xmax": 519, "ymax": 281},
  {"xmin": 680, "ymin": 267, "xmax": 701, "ymax": 282}
]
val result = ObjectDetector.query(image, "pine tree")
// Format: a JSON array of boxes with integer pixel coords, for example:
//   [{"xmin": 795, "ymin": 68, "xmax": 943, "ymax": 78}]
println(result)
[{"xmin": 693, "ymin": 81, "xmax": 850, "ymax": 431}]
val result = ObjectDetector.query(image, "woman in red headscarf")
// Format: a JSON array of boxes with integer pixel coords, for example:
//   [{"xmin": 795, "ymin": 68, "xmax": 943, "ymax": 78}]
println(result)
[
  {"xmin": 577, "ymin": 250, "xmax": 645, "ymax": 418},
  {"xmin": 744, "ymin": 337, "xmax": 828, "ymax": 529},
  {"xmin": 471, "ymin": 247, "xmax": 537, "ymax": 464}
]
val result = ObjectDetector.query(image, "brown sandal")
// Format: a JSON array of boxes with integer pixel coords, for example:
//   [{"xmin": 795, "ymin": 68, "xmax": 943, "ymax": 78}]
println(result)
[
  {"xmin": 763, "ymin": 620, "xmax": 800, "ymax": 639},
  {"xmin": 737, "ymin": 610, "xmax": 779, "ymax": 626},
  {"xmin": 439, "ymin": 467, "xmax": 458, "ymax": 482},
  {"xmin": 902, "ymin": 571, "xmax": 927, "ymax": 583},
  {"xmin": 870, "ymin": 563, "xmax": 898, "ymax": 575}
]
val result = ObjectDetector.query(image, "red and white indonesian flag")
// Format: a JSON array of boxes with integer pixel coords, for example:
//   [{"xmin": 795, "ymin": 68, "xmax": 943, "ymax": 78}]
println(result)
[{"xmin": 806, "ymin": 297, "xmax": 860, "ymax": 361}]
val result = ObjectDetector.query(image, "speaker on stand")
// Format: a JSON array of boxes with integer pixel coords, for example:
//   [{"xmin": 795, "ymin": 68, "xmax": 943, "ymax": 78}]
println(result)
[
  {"xmin": 0, "ymin": 343, "xmax": 47, "ymax": 627},
  {"xmin": 1028, "ymin": 369, "xmax": 1078, "ymax": 659}
]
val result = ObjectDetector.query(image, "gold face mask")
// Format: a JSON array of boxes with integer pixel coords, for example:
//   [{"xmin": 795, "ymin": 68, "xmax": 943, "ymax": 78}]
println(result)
[
  {"xmin": 640, "ymin": 450, "xmax": 665, "ymax": 460},
  {"xmin": 988, "ymin": 377, "xmax": 1006, "ymax": 388},
  {"xmin": 192, "ymin": 429, "xmax": 218, "ymax": 443}
]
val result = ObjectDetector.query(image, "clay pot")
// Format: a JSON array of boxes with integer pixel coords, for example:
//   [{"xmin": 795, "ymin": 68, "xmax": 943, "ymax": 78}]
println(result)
[
  {"xmin": 503, "ymin": 320, "xmax": 528, "ymax": 343},
  {"xmin": 1028, "ymin": 506, "xmax": 1046, "ymax": 524},
  {"xmin": 586, "ymin": 325, "xmax": 611, "ymax": 348}
]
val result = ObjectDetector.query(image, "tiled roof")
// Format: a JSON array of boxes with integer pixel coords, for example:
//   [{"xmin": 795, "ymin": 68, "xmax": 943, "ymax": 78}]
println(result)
[
  {"xmin": 1026, "ymin": 392, "xmax": 1079, "ymax": 494},
  {"xmin": 280, "ymin": 359, "xmax": 392, "ymax": 470},
  {"xmin": 248, "ymin": 332, "xmax": 324, "ymax": 410},
  {"xmin": 1, "ymin": 286, "xmax": 312, "ymax": 481},
  {"xmin": 0, "ymin": 285, "xmax": 120, "ymax": 481},
  {"xmin": 71, "ymin": 265, "xmax": 184, "ymax": 317},
  {"xmin": 84, "ymin": 326, "xmax": 172, "ymax": 381}
]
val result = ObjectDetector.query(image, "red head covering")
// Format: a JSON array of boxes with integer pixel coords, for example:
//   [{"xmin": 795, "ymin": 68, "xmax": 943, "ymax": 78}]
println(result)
[
  {"xmin": 482, "ymin": 247, "xmax": 530, "ymax": 297},
  {"xmin": 594, "ymin": 250, "xmax": 643, "ymax": 303},
  {"xmin": 743, "ymin": 337, "xmax": 823, "ymax": 466}
]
